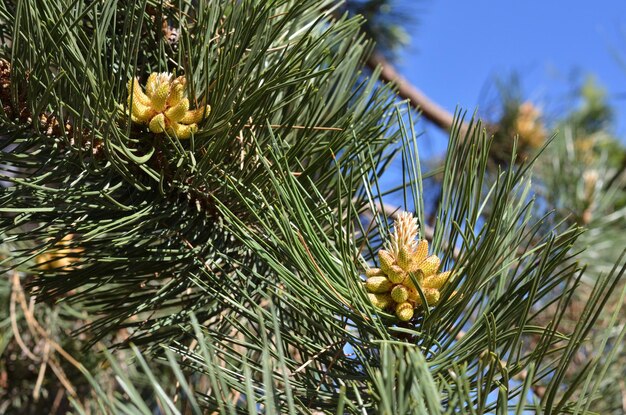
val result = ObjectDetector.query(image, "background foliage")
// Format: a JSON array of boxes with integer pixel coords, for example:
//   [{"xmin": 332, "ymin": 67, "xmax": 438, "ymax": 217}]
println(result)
[{"xmin": 1, "ymin": 0, "xmax": 625, "ymax": 414}]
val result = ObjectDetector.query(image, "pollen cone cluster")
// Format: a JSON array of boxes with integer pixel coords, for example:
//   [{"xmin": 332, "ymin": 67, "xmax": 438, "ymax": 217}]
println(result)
[
  {"xmin": 514, "ymin": 101, "xmax": 546, "ymax": 149},
  {"xmin": 365, "ymin": 212, "xmax": 451, "ymax": 322},
  {"xmin": 126, "ymin": 73, "xmax": 210, "ymax": 139}
]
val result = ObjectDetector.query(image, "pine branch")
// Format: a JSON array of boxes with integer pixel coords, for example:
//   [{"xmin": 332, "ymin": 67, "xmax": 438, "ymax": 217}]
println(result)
[{"xmin": 367, "ymin": 52, "xmax": 457, "ymax": 132}]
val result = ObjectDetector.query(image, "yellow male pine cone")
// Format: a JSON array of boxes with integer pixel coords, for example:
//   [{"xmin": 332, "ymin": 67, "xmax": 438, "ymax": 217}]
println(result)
[
  {"xmin": 395, "ymin": 302, "xmax": 414, "ymax": 321},
  {"xmin": 411, "ymin": 254, "xmax": 440, "ymax": 277},
  {"xmin": 35, "ymin": 234, "xmax": 83, "ymax": 271},
  {"xmin": 378, "ymin": 250, "xmax": 395, "ymax": 273},
  {"xmin": 414, "ymin": 287, "xmax": 441, "ymax": 306},
  {"xmin": 386, "ymin": 264, "xmax": 407, "ymax": 284},
  {"xmin": 390, "ymin": 285, "xmax": 409, "ymax": 303},
  {"xmin": 126, "ymin": 73, "xmax": 210, "ymax": 139},
  {"xmin": 368, "ymin": 293, "xmax": 393, "ymax": 310},
  {"xmin": 424, "ymin": 271, "xmax": 451, "ymax": 290},
  {"xmin": 365, "ymin": 268, "xmax": 385, "ymax": 278},
  {"xmin": 365, "ymin": 276, "xmax": 393, "ymax": 293},
  {"xmin": 363, "ymin": 211, "xmax": 454, "ymax": 321}
]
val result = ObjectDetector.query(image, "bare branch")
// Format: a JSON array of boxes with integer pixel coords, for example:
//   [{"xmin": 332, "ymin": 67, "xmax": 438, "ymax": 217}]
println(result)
[{"xmin": 367, "ymin": 52, "xmax": 456, "ymax": 132}]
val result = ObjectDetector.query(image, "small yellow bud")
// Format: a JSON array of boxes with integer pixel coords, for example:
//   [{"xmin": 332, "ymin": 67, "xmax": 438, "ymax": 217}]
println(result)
[
  {"xmin": 365, "ymin": 268, "xmax": 385, "ymax": 278},
  {"xmin": 167, "ymin": 77, "xmax": 187, "ymax": 105},
  {"xmin": 368, "ymin": 293, "xmax": 393, "ymax": 310},
  {"xmin": 149, "ymin": 113, "xmax": 166, "ymax": 133},
  {"xmin": 414, "ymin": 287, "xmax": 440, "ymax": 307},
  {"xmin": 407, "ymin": 286, "xmax": 419, "ymax": 301},
  {"xmin": 413, "ymin": 239, "xmax": 428, "ymax": 264},
  {"xmin": 145, "ymin": 73, "xmax": 159, "ymax": 97},
  {"xmin": 391, "ymin": 285, "xmax": 409, "ymax": 303},
  {"xmin": 417, "ymin": 255, "xmax": 440, "ymax": 277},
  {"xmin": 365, "ymin": 276, "xmax": 393, "ymax": 293},
  {"xmin": 397, "ymin": 245, "xmax": 412, "ymax": 271},
  {"xmin": 165, "ymin": 98, "xmax": 190, "ymax": 123},
  {"xmin": 386, "ymin": 264, "xmax": 407, "ymax": 284},
  {"xmin": 124, "ymin": 73, "xmax": 208, "ymax": 139},
  {"xmin": 128, "ymin": 78, "xmax": 152, "ymax": 106},
  {"xmin": 378, "ymin": 249, "xmax": 395, "ymax": 273},
  {"xmin": 181, "ymin": 105, "xmax": 210, "ymax": 124},
  {"xmin": 130, "ymin": 99, "xmax": 154, "ymax": 123},
  {"xmin": 407, "ymin": 270, "xmax": 425, "ymax": 287},
  {"xmin": 151, "ymin": 82, "xmax": 170, "ymax": 112},
  {"xmin": 168, "ymin": 122, "xmax": 197, "ymax": 139},
  {"xmin": 395, "ymin": 302, "xmax": 414, "ymax": 321},
  {"xmin": 424, "ymin": 271, "xmax": 451, "ymax": 290}
]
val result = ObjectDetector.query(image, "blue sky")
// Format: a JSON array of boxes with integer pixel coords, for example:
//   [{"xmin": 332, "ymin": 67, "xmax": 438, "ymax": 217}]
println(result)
[{"xmin": 394, "ymin": 0, "xmax": 626, "ymax": 154}]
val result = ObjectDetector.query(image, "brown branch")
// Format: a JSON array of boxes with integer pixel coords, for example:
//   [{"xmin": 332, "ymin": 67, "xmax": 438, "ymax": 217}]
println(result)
[{"xmin": 367, "ymin": 52, "xmax": 458, "ymax": 132}]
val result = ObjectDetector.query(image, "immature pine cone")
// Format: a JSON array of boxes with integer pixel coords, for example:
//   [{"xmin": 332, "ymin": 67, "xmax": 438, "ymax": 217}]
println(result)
[
  {"xmin": 126, "ymin": 73, "xmax": 210, "ymax": 139},
  {"xmin": 364, "ymin": 212, "xmax": 453, "ymax": 321}
]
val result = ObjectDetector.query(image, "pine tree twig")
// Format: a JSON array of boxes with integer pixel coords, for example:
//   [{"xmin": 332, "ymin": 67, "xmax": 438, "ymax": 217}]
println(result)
[
  {"xmin": 33, "ymin": 340, "xmax": 51, "ymax": 400},
  {"xmin": 172, "ymin": 338, "xmax": 198, "ymax": 405},
  {"xmin": 50, "ymin": 389, "xmax": 65, "ymax": 414},
  {"xmin": 292, "ymin": 340, "xmax": 343, "ymax": 375},
  {"xmin": 46, "ymin": 356, "xmax": 78, "ymax": 399},
  {"xmin": 10, "ymin": 272, "xmax": 86, "ymax": 389},
  {"xmin": 9, "ymin": 283, "xmax": 39, "ymax": 361}
]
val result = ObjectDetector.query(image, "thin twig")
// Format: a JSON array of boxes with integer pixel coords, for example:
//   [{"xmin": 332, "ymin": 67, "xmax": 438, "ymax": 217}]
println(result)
[
  {"xmin": 173, "ymin": 338, "xmax": 198, "ymax": 405},
  {"xmin": 11, "ymin": 272, "xmax": 86, "ymax": 374},
  {"xmin": 9, "ymin": 284, "xmax": 39, "ymax": 361},
  {"xmin": 33, "ymin": 340, "xmax": 51, "ymax": 400},
  {"xmin": 292, "ymin": 340, "xmax": 343, "ymax": 375}
]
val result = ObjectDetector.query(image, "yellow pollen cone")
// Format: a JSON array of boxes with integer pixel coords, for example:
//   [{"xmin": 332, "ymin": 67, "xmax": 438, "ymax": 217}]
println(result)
[
  {"xmin": 128, "ymin": 79, "xmax": 151, "ymax": 106},
  {"xmin": 167, "ymin": 122, "xmax": 197, "ymax": 139},
  {"xmin": 397, "ymin": 245, "xmax": 412, "ymax": 271},
  {"xmin": 391, "ymin": 285, "xmax": 409, "ymax": 303},
  {"xmin": 125, "ymin": 73, "xmax": 207, "ymax": 138},
  {"xmin": 378, "ymin": 249, "xmax": 395, "ymax": 273},
  {"xmin": 151, "ymin": 83, "xmax": 170, "ymax": 112},
  {"xmin": 149, "ymin": 113, "xmax": 166, "ymax": 133},
  {"xmin": 168, "ymin": 77, "xmax": 187, "ymax": 105},
  {"xmin": 417, "ymin": 255, "xmax": 440, "ymax": 277},
  {"xmin": 395, "ymin": 302, "xmax": 414, "ymax": 321},
  {"xmin": 181, "ymin": 105, "xmax": 210, "ymax": 124},
  {"xmin": 424, "ymin": 271, "xmax": 451, "ymax": 290},
  {"xmin": 130, "ymin": 99, "xmax": 154, "ymax": 123},
  {"xmin": 366, "ymin": 268, "xmax": 385, "ymax": 278},
  {"xmin": 165, "ymin": 98, "xmax": 190, "ymax": 123},
  {"xmin": 386, "ymin": 264, "xmax": 407, "ymax": 284},
  {"xmin": 145, "ymin": 73, "xmax": 158, "ymax": 97},
  {"xmin": 414, "ymin": 287, "xmax": 440, "ymax": 306},
  {"xmin": 413, "ymin": 239, "xmax": 429, "ymax": 264},
  {"xmin": 368, "ymin": 293, "xmax": 392, "ymax": 310},
  {"xmin": 35, "ymin": 235, "xmax": 82, "ymax": 271},
  {"xmin": 365, "ymin": 276, "xmax": 393, "ymax": 293}
]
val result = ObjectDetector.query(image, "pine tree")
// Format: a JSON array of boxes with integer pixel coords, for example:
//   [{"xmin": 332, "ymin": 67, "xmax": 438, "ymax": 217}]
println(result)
[{"xmin": 1, "ymin": 1, "xmax": 625, "ymax": 414}]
